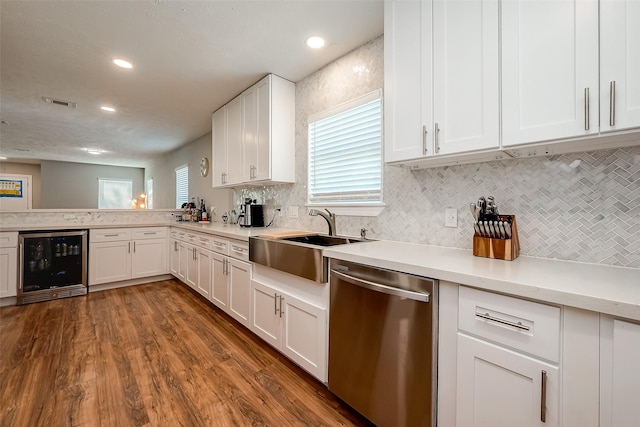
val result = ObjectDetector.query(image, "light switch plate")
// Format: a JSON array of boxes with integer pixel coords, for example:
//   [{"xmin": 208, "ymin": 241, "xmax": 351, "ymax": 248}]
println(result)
[{"xmin": 445, "ymin": 208, "xmax": 457, "ymax": 228}]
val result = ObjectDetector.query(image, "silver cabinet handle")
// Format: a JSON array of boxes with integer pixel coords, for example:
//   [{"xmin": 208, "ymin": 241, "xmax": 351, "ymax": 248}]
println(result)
[
  {"xmin": 435, "ymin": 123, "xmax": 440, "ymax": 153},
  {"xmin": 476, "ymin": 312, "xmax": 531, "ymax": 331},
  {"xmin": 128, "ymin": 241, "xmax": 131, "ymax": 253},
  {"xmin": 331, "ymin": 269, "xmax": 430, "ymax": 302},
  {"xmin": 231, "ymin": 245, "xmax": 245, "ymax": 253},
  {"xmin": 103, "ymin": 233, "xmax": 120, "ymax": 237},
  {"xmin": 133, "ymin": 241, "xmax": 136, "ymax": 253},
  {"xmin": 422, "ymin": 125, "xmax": 428, "ymax": 155},
  {"xmin": 541, "ymin": 370, "xmax": 548, "ymax": 422},
  {"xmin": 584, "ymin": 87, "xmax": 590, "ymax": 130},
  {"xmin": 610, "ymin": 81, "xmax": 616, "ymax": 126},
  {"xmin": 274, "ymin": 292, "xmax": 278, "ymax": 315},
  {"xmin": 143, "ymin": 232, "xmax": 156, "ymax": 235},
  {"xmin": 279, "ymin": 295, "xmax": 284, "ymax": 318},
  {"xmin": 174, "ymin": 241, "xmax": 178, "ymax": 251},
  {"xmin": 225, "ymin": 259, "xmax": 229, "ymax": 275}
]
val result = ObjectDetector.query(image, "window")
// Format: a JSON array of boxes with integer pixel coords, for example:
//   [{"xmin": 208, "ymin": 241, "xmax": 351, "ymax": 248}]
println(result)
[
  {"xmin": 98, "ymin": 178, "xmax": 133, "ymax": 209},
  {"xmin": 175, "ymin": 165, "xmax": 189, "ymax": 208},
  {"xmin": 146, "ymin": 178, "xmax": 154, "ymax": 209},
  {"xmin": 307, "ymin": 90, "xmax": 383, "ymax": 211}
]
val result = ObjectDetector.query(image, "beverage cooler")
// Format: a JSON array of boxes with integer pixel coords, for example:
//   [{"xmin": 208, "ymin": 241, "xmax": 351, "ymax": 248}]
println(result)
[{"xmin": 18, "ymin": 230, "xmax": 88, "ymax": 305}]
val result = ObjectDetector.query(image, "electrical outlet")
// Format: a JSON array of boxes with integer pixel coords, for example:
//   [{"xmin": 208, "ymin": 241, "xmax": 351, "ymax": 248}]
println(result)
[
  {"xmin": 287, "ymin": 206, "xmax": 299, "ymax": 219},
  {"xmin": 444, "ymin": 208, "xmax": 458, "ymax": 228},
  {"xmin": 276, "ymin": 207, "xmax": 283, "ymax": 217}
]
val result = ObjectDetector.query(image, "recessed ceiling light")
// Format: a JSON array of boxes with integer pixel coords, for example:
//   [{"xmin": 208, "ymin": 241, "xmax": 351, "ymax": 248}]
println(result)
[
  {"xmin": 87, "ymin": 149, "xmax": 103, "ymax": 155},
  {"xmin": 0, "ymin": 157, "xmax": 7, "ymax": 160},
  {"xmin": 113, "ymin": 58, "xmax": 133, "ymax": 69},
  {"xmin": 306, "ymin": 36, "xmax": 325, "ymax": 49},
  {"xmin": 100, "ymin": 106, "xmax": 116, "ymax": 112}
]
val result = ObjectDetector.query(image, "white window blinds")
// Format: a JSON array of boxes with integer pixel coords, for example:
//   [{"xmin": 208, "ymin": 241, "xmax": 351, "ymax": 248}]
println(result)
[
  {"xmin": 308, "ymin": 90, "xmax": 383, "ymax": 205},
  {"xmin": 98, "ymin": 178, "xmax": 132, "ymax": 209},
  {"xmin": 175, "ymin": 165, "xmax": 189, "ymax": 208}
]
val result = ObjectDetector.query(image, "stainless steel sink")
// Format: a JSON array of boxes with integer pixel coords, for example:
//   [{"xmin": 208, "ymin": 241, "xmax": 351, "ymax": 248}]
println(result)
[
  {"xmin": 249, "ymin": 234, "xmax": 369, "ymax": 283},
  {"xmin": 281, "ymin": 234, "xmax": 365, "ymax": 246}
]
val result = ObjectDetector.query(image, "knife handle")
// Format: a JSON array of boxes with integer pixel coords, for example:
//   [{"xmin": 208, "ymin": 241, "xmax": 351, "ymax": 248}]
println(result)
[
  {"xmin": 504, "ymin": 222, "xmax": 512, "ymax": 238},
  {"xmin": 474, "ymin": 222, "xmax": 481, "ymax": 236}
]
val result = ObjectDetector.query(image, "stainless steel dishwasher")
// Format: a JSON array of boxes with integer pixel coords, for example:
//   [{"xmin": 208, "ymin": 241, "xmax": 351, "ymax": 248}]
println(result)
[{"xmin": 328, "ymin": 259, "xmax": 438, "ymax": 427}]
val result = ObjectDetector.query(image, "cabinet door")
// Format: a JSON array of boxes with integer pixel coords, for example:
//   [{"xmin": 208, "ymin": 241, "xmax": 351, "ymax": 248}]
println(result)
[
  {"xmin": 600, "ymin": 317, "xmax": 640, "ymax": 427},
  {"xmin": 177, "ymin": 241, "xmax": 187, "ymax": 281},
  {"xmin": 384, "ymin": 0, "xmax": 432, "ymax": 162},
  {"xmin": 195, "ymin": 248, "xmax": 211, "ymax": 299},
  {"xmin": 243, "ymin": 85, "xmax": 258, "ymax": 182},
  {"xmin": 0, "ymin": 247, "xmax": 17, "ymax": 298},
  {"xmin": 169, "ymin": 239, "xmax": 180, "ymax": 277},
  {"xmin": 228, "ymin": 258, "xmax": 251, "ymax": 328},
  {"xmin": 600, "ymin": 0, "xmax": 640, "ymax": 132},
  {"xmin": 226, "ymin": 95, "xmax": 244, "ymax": 185},
  {"xmin": 457, "ymin": 334, "xmax": 559, "ymax": 427},
  {"xmin": 131, "ymin": 238, "xmax": 166, "ymax": 279},
  {"xmin": 432, "ymin": 0, "xmax": 499, "ymax": 155},
  {"xmin": 212, "ymin": 107, "xmax": 228, "ymax": 187},
  {"xmin": 501, "ymin": 0, "xmax": 599, "ymax": 146},
  {"xmin": 89, "ymin": 241, "xmax": 131, "ymax": 285},
  {"xmin": 254, "ymin": 77, "xmax": 271, "ymax": 181},
  {"xmin": 210, "ymin": 252, "xmax": 229, "ymax": 310},
  {"xmin": 185, "ymin": 245, "xmax": 198, "ymax": 289},
  {"xmin": 281, "ymin": 292, "xmax": 327, "ymax": 382},
  {"xmin": 251, "ymin": 280, "xmax": 280, "ymax": 348}
]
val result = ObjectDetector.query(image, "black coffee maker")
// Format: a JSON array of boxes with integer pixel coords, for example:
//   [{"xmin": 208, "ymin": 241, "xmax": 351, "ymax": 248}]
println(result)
[{"xmin": 238, "ymin": 198, "xmax": 265, "ymax": 227}]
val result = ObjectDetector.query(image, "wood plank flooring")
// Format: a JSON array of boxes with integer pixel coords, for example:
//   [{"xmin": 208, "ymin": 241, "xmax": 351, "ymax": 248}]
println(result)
[{"xmin": 0, "ymin": 280, "xmax": 372, "ymax": 427}]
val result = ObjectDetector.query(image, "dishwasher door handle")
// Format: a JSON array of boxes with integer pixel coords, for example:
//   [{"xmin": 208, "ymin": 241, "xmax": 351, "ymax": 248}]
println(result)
[{"xmin": 331, "ymin": 269, "xmax": 430, "ymax": 302}]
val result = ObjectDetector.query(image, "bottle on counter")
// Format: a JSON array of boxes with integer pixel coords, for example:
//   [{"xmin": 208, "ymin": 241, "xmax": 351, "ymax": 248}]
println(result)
[{"xmin": 201, "ymin": 199, "xmax": 208, "ymax": 222}]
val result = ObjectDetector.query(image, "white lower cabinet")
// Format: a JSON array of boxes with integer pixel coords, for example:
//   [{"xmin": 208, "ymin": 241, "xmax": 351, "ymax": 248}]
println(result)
[
  {"xmin": 456, "ymin": 334, "xmax": 559, "ymax": 427},
  {"xmin": 211, "ymin": 252, "xmax": 229, "ymax": 311},
  {"xmin": 0, "ymin": 232, "xmax": 18, "ymax": 298},
  {"xmin": 185, "ymin": 244, "xmax": 198, "ymax": 290},
  {"xmin": 195, "ymin": 247, "xmax": 211, "ymax": 299},
  {"xmin": 228, "ymin": 258, "xmax": 251, "ymax": 327},
  {"xmin": 89, "ymin": 227, "xmax": 168, "ymax": 286},
  {"xmin": 600, "ymin": 316, "xmax": 640, "ymax": 427},
  {"xmin": 251, "ymin": 280, "xmax": 327, "ymax": 382}
]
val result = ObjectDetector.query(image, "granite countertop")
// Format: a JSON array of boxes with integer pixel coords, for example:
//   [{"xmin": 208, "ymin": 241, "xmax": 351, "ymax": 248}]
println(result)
[{"xmin": 324, "ymin": 240, "xmax": 640, "ymax": 322}]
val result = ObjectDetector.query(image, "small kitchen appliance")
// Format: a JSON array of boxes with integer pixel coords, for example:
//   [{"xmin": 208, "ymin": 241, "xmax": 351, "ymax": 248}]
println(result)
[{"xmin": 238, "ymin": 199, "xmax": 265, "ymax": 227}]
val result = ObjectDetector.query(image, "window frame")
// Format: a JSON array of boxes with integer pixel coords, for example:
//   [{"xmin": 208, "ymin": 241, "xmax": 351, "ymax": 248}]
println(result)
[
  {"xmin": 98, "ymin": 178, "xmax": 133, "ymax": 209},
  {"xmin": 175, "ymin": 165, "xmax": 189, "ymax": 209},
  {"xmin": 306, "ymin": 90, "xmax": 385, "ymax": 217}
]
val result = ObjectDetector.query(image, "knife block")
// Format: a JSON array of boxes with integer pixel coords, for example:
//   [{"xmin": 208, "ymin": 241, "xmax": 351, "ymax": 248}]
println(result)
[{"xmin": 473, "ymin": 215, "xmax": 520, "ymax": 261}]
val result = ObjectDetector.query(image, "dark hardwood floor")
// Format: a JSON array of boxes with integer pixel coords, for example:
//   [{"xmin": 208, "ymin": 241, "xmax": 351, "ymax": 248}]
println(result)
[{"xmin": 0, "ymin": 280, "xmax": 372, "ymax": 427}]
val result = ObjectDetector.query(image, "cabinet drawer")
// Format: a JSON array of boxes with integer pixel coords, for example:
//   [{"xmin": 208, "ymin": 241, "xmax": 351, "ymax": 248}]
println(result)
[
  {"xmin": 193, "ymin": 234, "xmax": 212, "ymax": 250},
  {"xmin": 459, "ymin": 286, "xmax": 561, "ymax": 363},
  {"xmin": 91, "ymin": 228, "xmax": 131, "ymax": 242},
  {"xmin": 229, "ymin": 239, "xmax": 249, "ymax": 262},
  {"xmin": 170, "ymin": 228, "xmax": 186, "ymax": 241},
  {"xmin": 0, "ymin": 232, "xmax": 18, "ymax": 248},
  {"xmin": 211, "ymin": 237, "xmax": 229, "ymax": 255},
  {"xmin": 131, "ymin": 227, "xmax": 167, "ymax": 240}
]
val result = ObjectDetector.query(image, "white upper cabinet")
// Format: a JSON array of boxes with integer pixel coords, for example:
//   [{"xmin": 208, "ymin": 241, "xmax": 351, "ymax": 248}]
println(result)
[
  {"xmin": 212, "ymin": 74, "xmax": 294, "ymax": 188},
  {"xmin": 384, "ymin": 0, "xmax": 500, "ymax": 164},
  {"xmin": 432, "ymin": 0, "xmax": 499, "ymax": 155},
  {"xmin": 501, "ymin": 0, "xmax": 599, "ymax": 147},
  {"xmin": 384, "ymin": 0, "xmax": 429, "ymax": 163},
  {"xmin": 600, "ymin": 0, "xmax": 640, "ymax": 133}
]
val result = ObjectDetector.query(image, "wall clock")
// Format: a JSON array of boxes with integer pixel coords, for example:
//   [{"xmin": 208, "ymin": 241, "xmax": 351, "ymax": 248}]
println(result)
[{"xmin": 200, "ymin": 157, "xmax": 209, "ymax": 177}]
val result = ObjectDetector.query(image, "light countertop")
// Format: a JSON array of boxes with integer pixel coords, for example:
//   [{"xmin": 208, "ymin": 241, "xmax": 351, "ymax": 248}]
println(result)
[{"xmin": 324, "ymin": 240, "xmax": 640, "ymax": 321}]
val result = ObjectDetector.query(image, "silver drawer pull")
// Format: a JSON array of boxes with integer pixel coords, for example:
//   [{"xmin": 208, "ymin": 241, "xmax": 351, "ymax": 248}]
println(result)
[
  {"xmin": 231, "ymin": 246, "xmax": 245, "ymax": 252},
  {"xmin": 476, "ymin": 312, "xmax": 530, "ymax": 331},
  {"xmin": 103, "ymin": 233, "xmax": 120, "ymax": 237},
  {"xmin": 541, "ymin": 370, "xmax": 547, "ymax": 422},
  {"xmin": 214, "ymin": 242, "xmax": 226, "ymax": 247},
  {"xmin": 199, "ymin": 238, "xmax": 209, "ymax": 242}
]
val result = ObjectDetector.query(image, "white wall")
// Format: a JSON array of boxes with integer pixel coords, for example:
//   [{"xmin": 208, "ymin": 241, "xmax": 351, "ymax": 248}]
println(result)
[
  {"xmin": 145, "ymin": 132, "xmax": 233, "ymax": 218},
  {"xmin": 39, "ymin": 160, "xmax": 144, "ymax": 209}
]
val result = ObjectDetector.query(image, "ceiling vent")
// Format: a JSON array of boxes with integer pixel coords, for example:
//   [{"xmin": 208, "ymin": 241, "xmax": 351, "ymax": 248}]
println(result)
[{"xmin": 42, "ymin": 96, "xmax": 77, "ymax": 108}]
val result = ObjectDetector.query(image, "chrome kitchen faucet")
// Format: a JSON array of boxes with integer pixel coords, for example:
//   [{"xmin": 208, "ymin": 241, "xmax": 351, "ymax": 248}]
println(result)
[{"xmin": 309, "ymin": 208, "xmax": 337, "ymax": 236}]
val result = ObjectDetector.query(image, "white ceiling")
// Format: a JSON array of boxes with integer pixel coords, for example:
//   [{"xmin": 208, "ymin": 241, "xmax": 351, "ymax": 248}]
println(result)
[{"xmin": 0, "ymin": 0, "xmax": 383, "ymax": 167}]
